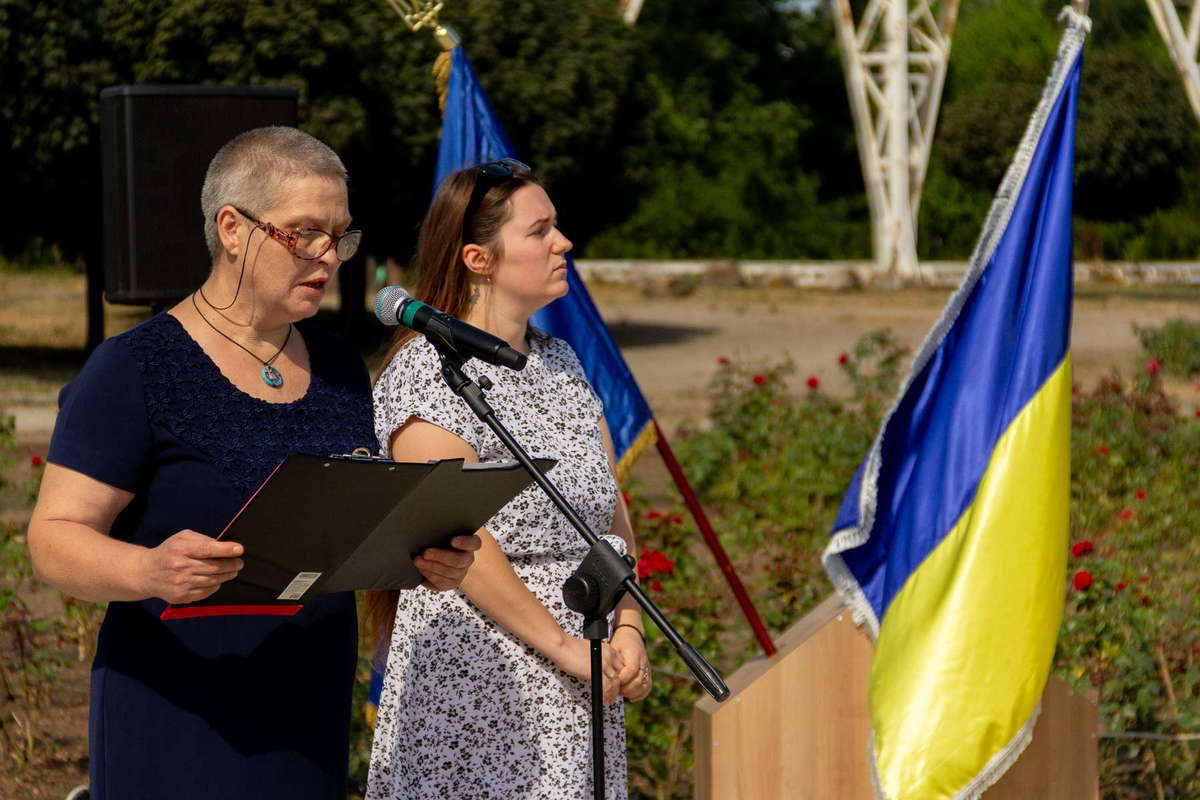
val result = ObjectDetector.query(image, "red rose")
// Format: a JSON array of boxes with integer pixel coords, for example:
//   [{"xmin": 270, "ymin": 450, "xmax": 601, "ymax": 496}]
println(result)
[
  {"xmin": 668, "ymin": 514, "xmax": 683, "ymax": 524},
  {"xmin": 1072, "ymin": 570, "xmax": 1092, "ymax": 590},
  {"xmin": 1195, "ymin": 408, "xmax": 1200, "ymax": 419},
  {"xmin": 1109, "ymin": 380, "xmax": 1122, "ymax": 392},
  {"xmin": 1095, "ymin": 445, "xmax": 1109, "ymax": 455},
  {"xmin": 1135, "ymin": 490, "xmax": 1147, "ymax": 501},
  {"xmin": 1147, "ymin": 358, "xmax": 1161, "ymax": 374},
  {"xmin": 650, "ymin": 580, "xmax": 663, "ymax": 592},
  {"xmin": 30, "ymin": 455, "xmax": 43, "ymax": 467},
  {"xmin": 646, "ymin": 510, "xmax": 663, "ymax": 520},
  {"xmin": 637, "ymin": 549, "xmax": 675, "ymax": 580},
  {"xmin": 621, "ymin": 491, "xmax": 632, "ymax": 506},
  {"xmin": 806, "ymin": 375, "xmax": 819, "ymax": 390},
  {"xmin": 636, "ymin": 549, "xmax": 661, "ymax": 580},
  {"xmin": 838, "ymin": 353, "xmax": 848, "ymax": 365},
  {"xmin": 1118, "ymin": 508, "xmax": 1135, "ymax": 521},
  {"xmin": 1071, "ymin": 540, "xmax": 1094, "ymax": 558},
  {"xmin": 752, "ymin": 374, "xmax": 765, "ymax": 385},
  {"xmin": 1140, "ymin": 595, "xmax": 1151, "ymax": 607},
  {"xmin": 717, "ymin": 356, "xmax": 730, "ymax": 365},
  {"xmin": 1115, "ymin": 580, "xmax": 1129, "ymax": 592}
]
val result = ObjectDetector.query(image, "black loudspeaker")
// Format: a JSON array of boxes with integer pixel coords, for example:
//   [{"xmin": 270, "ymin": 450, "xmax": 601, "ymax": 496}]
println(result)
[{"xmin": 100, "ymin": 85, "xmax": 299, "ymax": 305}]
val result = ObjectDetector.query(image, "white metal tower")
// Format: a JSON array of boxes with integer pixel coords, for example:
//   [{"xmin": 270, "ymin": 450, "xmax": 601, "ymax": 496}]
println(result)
[
  {"xmin": 832, "ymin": 0, "xmax": 960, "ymax": 280},
  {"xmin": 1145, "ymin": 0, "xmax": 1200, "ymax": 124}
]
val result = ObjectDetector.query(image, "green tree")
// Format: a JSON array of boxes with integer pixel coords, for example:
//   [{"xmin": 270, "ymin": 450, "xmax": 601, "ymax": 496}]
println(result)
[
  {"xmin": 923, "ymin": 0, "xmax": 1200, "ymax": 259},
  {"xmin": 586, "ymin": 0, "xmax": 869, "ymax": 258},
  {"xmin": 0, "ymin": 0, "xmax": 117, "ymax": 263},
  {"xmin": 1, "ymin": 0, "xmax": 641, "ymax": 264}
]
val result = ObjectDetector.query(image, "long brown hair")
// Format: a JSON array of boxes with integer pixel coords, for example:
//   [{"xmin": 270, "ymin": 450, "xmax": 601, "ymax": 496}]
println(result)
[{"xmin": 363, "ymin": 162, "xmax": 542, "ymax": 646}]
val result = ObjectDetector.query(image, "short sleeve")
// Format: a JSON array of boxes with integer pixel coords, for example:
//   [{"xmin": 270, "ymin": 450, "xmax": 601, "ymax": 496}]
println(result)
[
  {"xmin": 48, "ymin": 336, "xmax": 153, "ymax": 492},
  {"xmin": 372, "ymin": 339, "xmax": 488, "ymax": 457}
]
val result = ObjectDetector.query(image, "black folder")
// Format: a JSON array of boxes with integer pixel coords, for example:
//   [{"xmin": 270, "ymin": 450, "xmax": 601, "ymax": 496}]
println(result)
[{"xmin": 161, "ymin": 453, "xmax": 552, "ymax": 619}]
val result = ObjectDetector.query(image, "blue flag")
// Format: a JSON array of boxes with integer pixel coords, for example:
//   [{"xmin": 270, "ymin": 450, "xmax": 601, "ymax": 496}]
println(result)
[
  {"xmin": 822, "ymin": 12, "xmax": 1088, "ymax": 798},
  {"xmin": 434, "ymin": 47, "xmax": 657, "ymax": 474}
]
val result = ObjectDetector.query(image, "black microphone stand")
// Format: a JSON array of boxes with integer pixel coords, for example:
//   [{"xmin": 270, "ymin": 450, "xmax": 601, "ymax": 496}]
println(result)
[{"xmin": 427, "ymin": 337, "xmax": 730, "ymax": 800}]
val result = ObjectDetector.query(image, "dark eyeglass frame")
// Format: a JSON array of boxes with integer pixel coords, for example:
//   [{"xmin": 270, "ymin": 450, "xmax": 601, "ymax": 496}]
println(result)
[
  {"xmin": 460, "ymin": 158, "xmax": 532, "ymax": 245},
  {"xmin": 233, "ymin": 206, "xmax": 362, "ymax": 261}
]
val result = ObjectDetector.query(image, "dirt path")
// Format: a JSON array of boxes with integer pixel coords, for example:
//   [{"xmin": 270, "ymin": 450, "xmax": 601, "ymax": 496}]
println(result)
[
  {"xmin": 5, "ymin": 278, "xmax": 1199, "ymax": 441},
  {"xmin": 590, "ymin": 284, "xmax": 1200, "ymax": 434}
]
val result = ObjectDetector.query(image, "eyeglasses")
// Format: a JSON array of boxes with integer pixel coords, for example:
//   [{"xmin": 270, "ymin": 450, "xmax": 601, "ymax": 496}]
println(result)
[
  {"xmin": 234, "ymin": 207, "xmax": 363, "ymax": 261},
  {"xmin": 461, "ymin": 158, "xmax": 532, "ymax": 245}
]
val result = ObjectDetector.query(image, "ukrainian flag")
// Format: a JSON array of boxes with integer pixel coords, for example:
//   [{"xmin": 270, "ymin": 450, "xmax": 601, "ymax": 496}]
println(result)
[
  {"xmin": 822, "ymin": 11, "xmax": 1089, "ymax": 798},
  {"xmin": 434, "ymin": 46, "xmax": 657, "ymax": 478}
]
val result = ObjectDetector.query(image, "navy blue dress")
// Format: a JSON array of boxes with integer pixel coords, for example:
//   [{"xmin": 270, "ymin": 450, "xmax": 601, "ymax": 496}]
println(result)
[{"xmin": 48, "ymin": 313, "xmax": 375, "ymax": 800}]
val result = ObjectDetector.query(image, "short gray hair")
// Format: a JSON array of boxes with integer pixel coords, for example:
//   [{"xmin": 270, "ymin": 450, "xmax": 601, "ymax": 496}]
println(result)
[{"xmin": 200, "ymin": 126, "xmax": 348, "ymax": 259}]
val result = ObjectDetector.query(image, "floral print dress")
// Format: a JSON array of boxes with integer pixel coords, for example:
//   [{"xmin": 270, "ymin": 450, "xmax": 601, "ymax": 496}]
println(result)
[{"xmin": 366, "ymin": 333, "xmax": 627, "ymax": 800}]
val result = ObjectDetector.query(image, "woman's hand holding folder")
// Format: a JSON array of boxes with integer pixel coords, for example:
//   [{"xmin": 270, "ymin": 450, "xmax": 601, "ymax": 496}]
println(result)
[{"xmin": 413, "ymin": 533, "xmax": 482, "ymax": 591}]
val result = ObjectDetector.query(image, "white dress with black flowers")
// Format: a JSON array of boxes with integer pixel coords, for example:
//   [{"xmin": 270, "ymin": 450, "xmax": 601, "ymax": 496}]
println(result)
[{"xmin": 366, "ymin": 334, "xmax": 627, "ymax": 800}]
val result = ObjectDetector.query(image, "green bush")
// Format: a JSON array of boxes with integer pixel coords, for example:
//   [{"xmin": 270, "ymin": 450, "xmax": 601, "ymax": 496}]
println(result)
[
  {"xmin": 1136, "ymin": 317, "xmax": 1200, "ymax": 379},
  {"xmin": 1059, "ymin": 370, "xmax": 1200, "ymax": 797}
]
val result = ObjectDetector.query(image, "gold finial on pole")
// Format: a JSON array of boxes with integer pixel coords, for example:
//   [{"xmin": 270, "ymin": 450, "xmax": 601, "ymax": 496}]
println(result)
[
  {"xmin": 384, "ymin": 1, "xmax": 459, "ymax": 112},
  {"xmin": 384, "ymin": 1, "xmax": 460, "ymax": 50}
]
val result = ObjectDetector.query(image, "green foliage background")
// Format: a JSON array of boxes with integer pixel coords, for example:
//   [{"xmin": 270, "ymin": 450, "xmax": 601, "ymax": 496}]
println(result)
[{"xmin": 2, "ymin": 0, "xmax": 1199, "ymax": 266}]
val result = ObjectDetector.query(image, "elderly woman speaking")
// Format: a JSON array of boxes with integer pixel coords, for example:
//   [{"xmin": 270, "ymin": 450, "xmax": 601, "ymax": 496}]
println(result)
[{"xmin": 28, "ymin": 126, "xmax": 479, "ymax": 800}]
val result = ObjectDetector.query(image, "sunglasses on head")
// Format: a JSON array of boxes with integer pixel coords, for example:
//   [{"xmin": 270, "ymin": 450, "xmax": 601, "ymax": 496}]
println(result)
[{"xmin": 461, "ymin": 158, "xmax": 532, "ymax": 245}]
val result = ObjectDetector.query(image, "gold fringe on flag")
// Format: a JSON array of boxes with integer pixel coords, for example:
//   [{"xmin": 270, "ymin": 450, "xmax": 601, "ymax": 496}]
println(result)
[
  {"xmin": 615, "ymin": 420, "xmax": 658, "ymax": 485},
  {"xmin": 433, "ymin": 48, "xmax": 452, "ymax": 114}
]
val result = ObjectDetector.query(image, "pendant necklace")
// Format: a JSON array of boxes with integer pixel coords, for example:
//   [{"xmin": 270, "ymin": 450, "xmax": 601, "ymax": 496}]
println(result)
[{"xmin": 191, "ymin": 293, "xmax": 292, "ymax": 387}]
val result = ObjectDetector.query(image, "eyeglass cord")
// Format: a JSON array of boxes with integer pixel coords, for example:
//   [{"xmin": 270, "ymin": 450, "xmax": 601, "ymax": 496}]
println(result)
[{"xmin": 201, "ymin": 217, "xmax": 261, "ymax": 310}]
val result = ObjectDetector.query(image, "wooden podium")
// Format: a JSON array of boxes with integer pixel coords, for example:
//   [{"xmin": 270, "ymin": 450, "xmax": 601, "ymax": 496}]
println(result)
[{"xmin": 694, "ymin": 596, "xmax": 1097, "ymax": 799}]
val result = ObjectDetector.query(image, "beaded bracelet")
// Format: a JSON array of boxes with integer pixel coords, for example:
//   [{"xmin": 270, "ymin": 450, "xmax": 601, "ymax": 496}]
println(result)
[{"xmin": 611, "ymin": 623, "xmax": 645, "ymax": 643}]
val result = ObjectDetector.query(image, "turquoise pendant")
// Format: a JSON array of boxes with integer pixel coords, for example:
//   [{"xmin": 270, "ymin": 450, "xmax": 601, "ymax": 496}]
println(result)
[{"xmin": 261, "ymin": 365, "xmax": 284, "ymax": 387}]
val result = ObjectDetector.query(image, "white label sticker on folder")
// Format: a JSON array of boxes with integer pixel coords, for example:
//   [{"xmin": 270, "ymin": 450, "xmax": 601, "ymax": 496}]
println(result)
[{"xmin": 278, "ymin": 572, "xmax": 322, "ymax": 601}]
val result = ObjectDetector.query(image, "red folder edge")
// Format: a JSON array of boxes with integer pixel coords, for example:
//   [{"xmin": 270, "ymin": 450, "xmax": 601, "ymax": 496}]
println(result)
[
  {"xmin": 159, "ymin": 459, "xmax": 297, "ymax": 621},
  {"xmin": 160, "ymin": 604, "xmax": 302, "ymax": 620}
]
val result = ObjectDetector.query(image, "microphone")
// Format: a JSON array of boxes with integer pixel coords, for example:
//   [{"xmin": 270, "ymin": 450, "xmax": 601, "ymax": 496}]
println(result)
[{"xmin": 374, "ymin": 285, "xmax": 527, "ymax": 371}]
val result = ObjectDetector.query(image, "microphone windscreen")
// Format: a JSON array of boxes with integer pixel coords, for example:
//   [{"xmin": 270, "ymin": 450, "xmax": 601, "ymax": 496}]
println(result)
[{"xmin": 374, "ymin": 285, "xmax": 411, "ymax": 325}]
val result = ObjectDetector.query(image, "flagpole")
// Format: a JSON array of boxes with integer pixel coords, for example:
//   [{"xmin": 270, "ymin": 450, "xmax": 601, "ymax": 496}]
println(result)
[{"xmin": 654, "ymin": 422, "xmax": 778, "ymax": 657}]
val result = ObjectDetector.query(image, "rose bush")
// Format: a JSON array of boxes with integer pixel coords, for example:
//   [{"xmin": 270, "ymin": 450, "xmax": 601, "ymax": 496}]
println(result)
[{"xmin": 625, "ymin": 327, "xmax": 1199, "ymax": 799}]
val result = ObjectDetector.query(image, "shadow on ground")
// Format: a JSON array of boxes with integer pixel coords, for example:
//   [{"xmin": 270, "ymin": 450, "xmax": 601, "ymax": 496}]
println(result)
[{"xmin": 606, "ymin": 320, "xmax": 716, "ymax": 348}]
